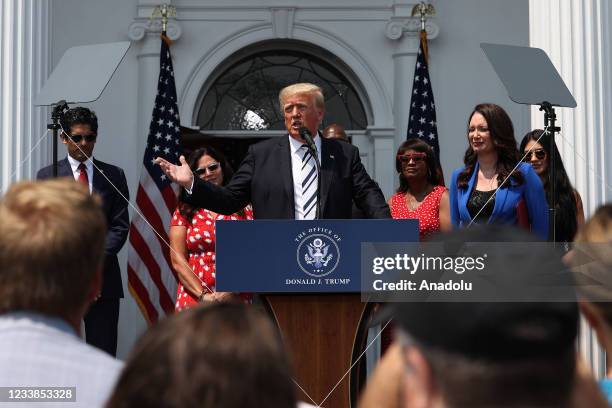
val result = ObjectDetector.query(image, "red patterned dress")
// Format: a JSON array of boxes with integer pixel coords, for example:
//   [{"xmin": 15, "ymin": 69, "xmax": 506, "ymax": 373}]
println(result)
[
  {"xmin": 389, "ymin": 185, "xmax": 447, "ymax": 241},
  {"xmin": 170, "ymin": 206, "xmax": 253, "ymax": 312}
]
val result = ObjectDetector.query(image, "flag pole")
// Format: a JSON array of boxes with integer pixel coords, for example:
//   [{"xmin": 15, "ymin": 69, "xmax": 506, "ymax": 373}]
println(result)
[
  {"xmin": 407, "ymin": 2, "xmax": 443, "ymax": 184},
  {"xmin": 127, "ymin": 2, "xmax": 183, "ymax": 324},
  {"xmin": 412, "ymin": 2, "xmax": 435, "ymax": 63}
]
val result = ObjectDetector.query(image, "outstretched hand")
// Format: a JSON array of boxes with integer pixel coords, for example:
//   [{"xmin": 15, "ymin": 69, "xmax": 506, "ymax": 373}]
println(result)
[{"xmin": 155, "ymin": 155, "xmax": 193, "ymax": 189}]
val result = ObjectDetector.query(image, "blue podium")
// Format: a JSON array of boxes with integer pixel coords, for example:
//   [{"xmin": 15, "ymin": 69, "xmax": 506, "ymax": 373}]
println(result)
[{"xmin": 216, "ymin": 219, "xmax": 417, "ymax": 408}]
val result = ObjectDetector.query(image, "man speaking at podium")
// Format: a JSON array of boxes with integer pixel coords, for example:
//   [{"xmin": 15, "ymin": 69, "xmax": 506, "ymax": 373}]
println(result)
[{"xmin": 157, "ymin": 83, "xmax": 390, "ymax": 219}]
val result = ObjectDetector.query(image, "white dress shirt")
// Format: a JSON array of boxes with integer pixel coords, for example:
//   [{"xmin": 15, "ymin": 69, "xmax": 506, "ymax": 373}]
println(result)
[
  {"xmin": 67, "ymin": 155, "xmax": 94, "ymax": 193},
  {"xmin": 289, "ymin": 133, "xmax": 322, "ymax": 220}
]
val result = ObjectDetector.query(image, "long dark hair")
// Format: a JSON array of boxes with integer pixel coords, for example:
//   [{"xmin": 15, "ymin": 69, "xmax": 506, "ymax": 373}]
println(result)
[
  {"xmin": 520, "ymin": 129, "xmax": 578, "ymax": 242},
  {"xmin": 178, "ymin": 146, "xmax": 235, "ymax": 221},
  {"xmin": 457, "ymin": 103, "xmax": 523, "ymax": 189},
  {"xmin": 395, "ymin": 138, "xmax": 442, "ymax": 193}
]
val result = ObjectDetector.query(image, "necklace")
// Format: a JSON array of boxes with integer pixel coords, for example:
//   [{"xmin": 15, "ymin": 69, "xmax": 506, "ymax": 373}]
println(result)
[
  {"xmin": 405, "ymin": 186, "xmax": 433, "ymax": 211},
  {"xmin": 406, "ymin": 194, "xmax": 419, "ymax": 211},
  {"xmin": 479, "ymin": 168, "xmax": 498, "ymax": 190}
]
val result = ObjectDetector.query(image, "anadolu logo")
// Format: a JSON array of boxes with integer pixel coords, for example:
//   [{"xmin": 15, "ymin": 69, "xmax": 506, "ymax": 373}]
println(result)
[{"xmin": 295, "ymin": 229, "xmax": 341, "ymax": 278}]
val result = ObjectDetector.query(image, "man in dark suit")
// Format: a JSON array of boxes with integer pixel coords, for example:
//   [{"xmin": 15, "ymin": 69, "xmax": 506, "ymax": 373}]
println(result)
[
  {"xmin": 157, "ymin": 83, "xmax": 390, "ymax": 219},
  {"xmin": 37, "ymin": 107, "xmax": 129, "ymax": 356}
]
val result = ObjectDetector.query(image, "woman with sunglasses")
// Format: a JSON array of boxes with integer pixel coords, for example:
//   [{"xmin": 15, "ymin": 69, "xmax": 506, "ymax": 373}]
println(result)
[
  {"xmin": 449, "ymin": 103, "xmax": 549, "ymax": 238},
  {"xmin": 520, "ymin": 129, "xmax": 585, "ymax": 246},
  {"xmin": 169, "ymin": 146, "xmax": 253, "ymax": 311},
  {"xmin": 389, "ymin": 138, "xmax": 451, "ymax": 240}
]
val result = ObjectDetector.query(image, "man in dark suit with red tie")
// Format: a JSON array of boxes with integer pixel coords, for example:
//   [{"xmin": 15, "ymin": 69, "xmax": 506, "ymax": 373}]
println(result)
[
  {"xmin": 37, "ymin": 107, "xmax": 129, "ymax": 356},
  {"xmin": 156, "ymin": 83, "xmax": 390, "ymax": 219}
]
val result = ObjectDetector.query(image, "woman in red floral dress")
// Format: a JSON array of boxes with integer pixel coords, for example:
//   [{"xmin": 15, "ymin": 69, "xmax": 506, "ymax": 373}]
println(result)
[
  {"xmin": 389, "ymin": 138, "xmax": 451, "ymax": 240},
  {"xmin": 169, "ymin": 146, "xmax": 252, "ymax": 312}
]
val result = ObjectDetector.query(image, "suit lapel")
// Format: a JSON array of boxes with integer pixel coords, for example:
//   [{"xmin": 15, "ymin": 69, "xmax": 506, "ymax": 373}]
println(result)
[
  {"xmin": 92, "ymin": 159, "xmax": 102, "ymax": 194},
  {"xmin": 278, "ymin": 137, "xmax": 295, "ymax": 217},
  {"xmin": 489, "ymin": 179, "xmax": 509, "ymax": 223},
  {"xmin": 459, "ymin": 164, "xmax": 479, "ymax": 223},
  {"xmin": 58, "ymin": 158, "xmax": 72, "ymax": 178},
  {"xmin": 319, "ymin": 138, "xmax": 335, "ymax": 216}
]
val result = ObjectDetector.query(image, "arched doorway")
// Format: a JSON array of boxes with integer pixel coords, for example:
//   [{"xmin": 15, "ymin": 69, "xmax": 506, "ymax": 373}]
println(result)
[{"xmin": 185, "ymin": 40, "xmax": 371, "ymax": 169}]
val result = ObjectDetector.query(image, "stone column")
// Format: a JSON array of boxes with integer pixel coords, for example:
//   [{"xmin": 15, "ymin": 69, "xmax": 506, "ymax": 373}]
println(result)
[
  {"xmin": 530, "ymin": 0, "xmax": 612, "ymax": 377},
  {"xmin": 0, "ymin": 0, "xmax": 51, "ymax": 191},
  {"xmin": 530, "ymin": 0, "xmax": 612, "ymax": 214}
]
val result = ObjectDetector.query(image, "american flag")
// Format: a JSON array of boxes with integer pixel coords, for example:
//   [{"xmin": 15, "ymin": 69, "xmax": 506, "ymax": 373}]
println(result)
[
  {"xmin": 128, "ymin": 35, "xmax": 182, "ymax": 324},
  {"xmin": 407, "ymin": 31, "xmax": 440, "ymax": 161}
]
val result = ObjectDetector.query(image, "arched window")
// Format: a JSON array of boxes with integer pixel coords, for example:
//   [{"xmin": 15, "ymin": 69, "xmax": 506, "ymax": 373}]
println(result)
[{"xmin": 196, "ymin": 47, "xmax": 368, "ymax": 133}]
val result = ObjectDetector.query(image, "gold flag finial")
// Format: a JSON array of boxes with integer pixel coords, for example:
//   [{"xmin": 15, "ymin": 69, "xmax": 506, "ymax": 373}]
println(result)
[
  {"xmin": 151, "ymin": 3, "xmax": 177, "ymax": 34},
  {"xmin": 411, "ymin": 2, "xmax": 436, "ymax": 32}
]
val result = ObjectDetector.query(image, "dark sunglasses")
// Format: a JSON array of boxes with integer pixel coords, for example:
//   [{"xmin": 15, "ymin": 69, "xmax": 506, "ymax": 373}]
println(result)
[
  {"xmin": 66, "ymin": 133, "xmax": 97, "ymax": 143},
  {"xmin": 523, "ymin": 148, "xmax": 546, "ymax": 161},
  {"xmin": 193, "ymin": 162, "xmax": 221, "ymax": 176},
  {"xmin": 397, "ymin": 152, "xmax": 427, "ymax": 163}
]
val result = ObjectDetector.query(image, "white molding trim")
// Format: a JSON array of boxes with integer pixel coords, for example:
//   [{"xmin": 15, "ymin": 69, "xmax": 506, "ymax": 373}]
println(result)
[
  {"xmin": 178, "ymin": 22, "xmax": 393, "ymax": 129},
  {"xmin": 271, "ymin": 8, "xmax": 296, "ymax": 39},
  {"xmin": 0, "ymin": 0, "xmax": 51, "ymax": 192},
  {"xmin": 128, "ymin": 19, "xmax": 182, "ymax": 41},
  {"xmin": 385, "ymin": 18, "xmax": 439, "ymax": 41}
]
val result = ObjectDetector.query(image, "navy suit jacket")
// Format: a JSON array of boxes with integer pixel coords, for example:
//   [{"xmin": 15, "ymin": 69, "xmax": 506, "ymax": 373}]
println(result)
[
  {"xmin": 187, "ymin": 136, "xmax": 391, "ymax": 219},
  {"xmin": 37, "ymin": 158, "xmax": 130, "ymax": 298},
  {"xmin": 449, "ymin": 162, "xmax": 549, "ymax": 239}
]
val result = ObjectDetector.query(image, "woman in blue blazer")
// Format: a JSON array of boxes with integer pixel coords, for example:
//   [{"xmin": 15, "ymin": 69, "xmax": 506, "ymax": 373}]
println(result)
[{"xmin": 449, "ymin": 103, "xmax": 549, "ymax": 239}]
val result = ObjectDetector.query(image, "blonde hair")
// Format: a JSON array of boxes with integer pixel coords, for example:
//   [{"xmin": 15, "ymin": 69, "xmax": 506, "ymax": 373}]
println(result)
[
  {"xmin": 0, "ymin": 179, "xmax": 106, "ymax": 318},
  {"xmin": 572, "ymin": 204, "xmax": 612, "ymax": 305},
  {"xmin": 278, "ymin": 83, "xmax": 325, "ymax": 111}
]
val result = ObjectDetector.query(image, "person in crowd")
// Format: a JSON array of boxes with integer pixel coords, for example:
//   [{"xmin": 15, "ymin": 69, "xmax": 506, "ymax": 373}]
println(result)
[
  {"xmin": 571, "ymin": 204, "xmax": 612, "ymax": 403},
  {"xmin": 449, "ymin": 103, "xmax": 548, "ymax": 238},
  {"xmin": 323, "ymin": 123, "xmax": 349, "ymax": 142},
  {"xmin": 520, "ymin": 129, "xmax": 585, "ymax": 246},
  {"xmin": 106, "ymin": 303, "xmax": 296, "ymax": 408},
  {"xmin": 0, "ymin": 179, "xmax": 123, "ymax": 408},
  {"xmin": 170, "ymin": 146, "xmax": 252, "ymax": 311},
  {"xmin": 361, "ymin": 226, "xmax": 606, "ymax": 408},
  {"xmin": 156, "ymin": 82, "xmax": 390, "ymax": 219},
  {"xmin": 389, "ymin": 138, "xmax": 451, "ymax": 240},
  {"xmin": 37, "ymin": 106, "xmax": 129, "ymax": 356}
]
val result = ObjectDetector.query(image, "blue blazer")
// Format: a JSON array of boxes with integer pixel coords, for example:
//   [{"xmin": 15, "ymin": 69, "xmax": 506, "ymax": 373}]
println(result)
[{"xmin": 449, "ymin": 162, "xmax": 549, "ymax": 239}]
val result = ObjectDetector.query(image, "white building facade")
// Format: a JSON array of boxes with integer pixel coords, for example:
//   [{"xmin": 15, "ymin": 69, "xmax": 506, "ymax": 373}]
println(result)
[{"xmin": 1, "ymin": 0, "xmax": 610, "ymax": 368}]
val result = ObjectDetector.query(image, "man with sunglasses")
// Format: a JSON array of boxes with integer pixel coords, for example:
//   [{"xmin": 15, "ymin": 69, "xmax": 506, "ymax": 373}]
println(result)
[{"xmin": 37, "ymin": 106, "xmax": 129, "ymax": 357}]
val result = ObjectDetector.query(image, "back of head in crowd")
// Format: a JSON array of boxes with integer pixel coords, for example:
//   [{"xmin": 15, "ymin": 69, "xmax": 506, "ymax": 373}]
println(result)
[
  {"xmin": 573, "ymin": 205, "xmax": 612, "ymax": 350},
  {"xmin": 393, "ymin": 226, "xmax": 578, "ymax": 408},
  {"xmin": 0, "ymin": 179, "xmax": 106, "ymax": 323},
  {"xmin": 106, "ymin": 303, "xmax": 296, "ymax": 408}
]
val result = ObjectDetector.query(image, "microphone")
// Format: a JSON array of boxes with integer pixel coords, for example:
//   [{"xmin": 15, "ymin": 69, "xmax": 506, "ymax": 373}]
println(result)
[
  {"xmin": 298, "ymin": 127, "xmax": 321, "ymax": 219},
  {"xmin": 299, "ymin": 127, "xmax": 317, "ymax": 153}
]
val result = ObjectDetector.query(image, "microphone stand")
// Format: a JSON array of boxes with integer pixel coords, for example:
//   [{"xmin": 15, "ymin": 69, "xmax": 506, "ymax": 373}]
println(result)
[
  {"xmin": 300, "ymin": 127, "xmax": 322, "ymax": 219},
  {"xmin": 539, "ymin": 101, "xmax": 561, "ymax": 244},
  {"xmin": 47, "ymin": 100, "xmax": 69, "ymax": 177}
]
